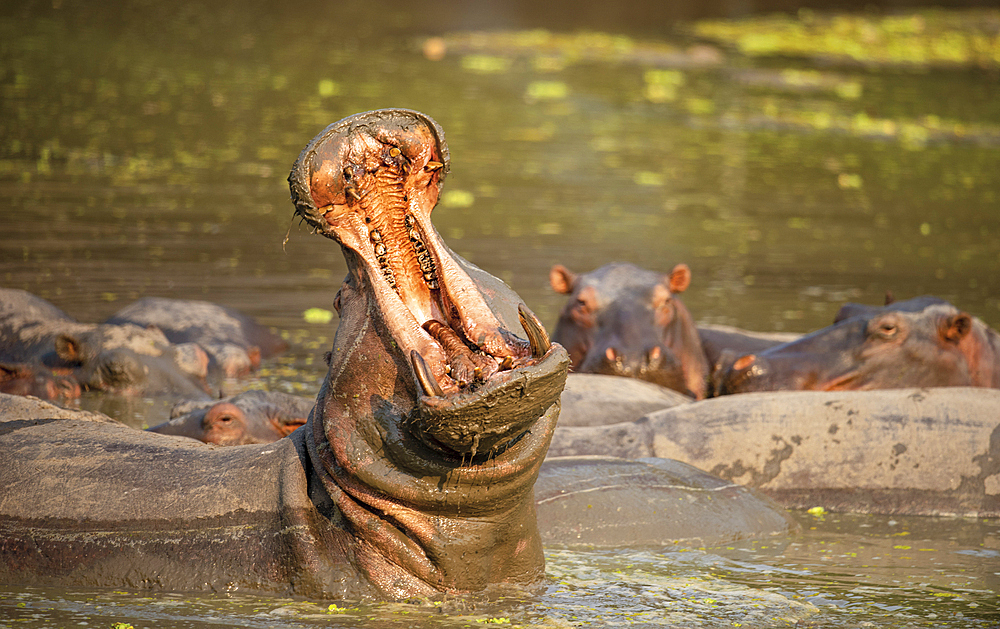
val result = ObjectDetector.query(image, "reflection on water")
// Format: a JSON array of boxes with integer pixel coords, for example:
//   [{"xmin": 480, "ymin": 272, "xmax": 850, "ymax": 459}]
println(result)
[
  {"xmin": 2, "ymin": 512, "xmax": 997, "ymax": 627},
  {"xmin": 1, "ymin": 0, "xmax": 999, "ymax": 627}
]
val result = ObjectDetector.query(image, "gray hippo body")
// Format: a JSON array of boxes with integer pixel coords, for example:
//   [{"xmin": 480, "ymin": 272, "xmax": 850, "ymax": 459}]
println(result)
[
  {"xmin": 1, "ymin": 109, "xmax": 571, "ymax": 599},
  {"xmin": 106, "ymin": 297, "xmax": 288, "ymax": 379},
  {"xmin": 0, "ymin": 287, "xmax": 211, "ymax": 400},
  {"xmin": 549, "ymin": 387, "xmax": 1000, "ymax": 517}
]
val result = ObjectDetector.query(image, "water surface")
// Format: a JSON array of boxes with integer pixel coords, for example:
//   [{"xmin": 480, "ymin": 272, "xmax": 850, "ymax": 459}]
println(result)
[{"xmin": 1, "ymin": 1, "xmax": 998, "ymax": 627}]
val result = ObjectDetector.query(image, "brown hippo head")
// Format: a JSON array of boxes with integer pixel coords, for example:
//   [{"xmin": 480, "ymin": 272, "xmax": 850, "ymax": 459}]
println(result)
[
  {"xmin": 714, "ymin": 296, "xmax": 1000, "ymax": 395},
  {"xmin": 147, "ymin": 390, "xmax": 313, "ymax": 446},
  {"xmin": 289, "ymin": 109, "xmax": 570, "ymax": 597},
  {"xmin": 549, "ymin": 262, "xmax": 708, "ymax": 399}
]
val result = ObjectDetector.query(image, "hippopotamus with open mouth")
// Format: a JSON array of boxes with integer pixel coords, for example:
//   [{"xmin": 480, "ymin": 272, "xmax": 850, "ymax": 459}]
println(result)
[{"xmin": 0, "ymin": 109, "xmax": 569, "ymax": 599}]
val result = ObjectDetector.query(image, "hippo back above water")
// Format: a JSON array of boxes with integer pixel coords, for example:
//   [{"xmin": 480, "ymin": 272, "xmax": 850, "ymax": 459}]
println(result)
[
  {"xmin": 106, "ymin": 297, "xmax": 288, "ymax": 379},
  {"xmin": 0, "ymin": 288, "xmax": 211, "ymax": 400},
  {"xmin": 713, "ymin": 296, "xmax": 1000, "ymax": 395},
  {"xmin": 549, "ymin": 262, "xmax": 709, "ymax": 399}
]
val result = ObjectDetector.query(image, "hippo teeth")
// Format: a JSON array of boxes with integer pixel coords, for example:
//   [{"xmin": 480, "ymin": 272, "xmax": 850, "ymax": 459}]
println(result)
[
  {"xmin": 410, "ymin": 350, "xmax": 445, "ymax": 398},
  {"xmin": 519, "ymin": 304, "xmax": 551, "ymax": 359}
]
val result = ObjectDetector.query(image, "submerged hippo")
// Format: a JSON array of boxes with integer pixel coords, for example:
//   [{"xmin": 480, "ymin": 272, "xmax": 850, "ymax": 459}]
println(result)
[
  {"xmin": 106, "ymin": 298, "xmax": 288, "ymax": 379},
  {"xmin": 0, "ymin": 288, "xmax": 211, "ymax": 400},
  {"xmin": 0, "ymin": 109, "xmax": 570, "ymax": 599},
  {"xmin": 713, "ymin": 296, "xmax": 1000, "ymax": 395},
  {"xmin": 0, "ymin": 362, "xmax": 82, "ymax": 401},
  {"xmin": 549, "ymin": 262, "xmax": 709, "ymax": 399},
  {"xmin": 148, "ymin": 389, "xmax": 313, "ymax": 445}
]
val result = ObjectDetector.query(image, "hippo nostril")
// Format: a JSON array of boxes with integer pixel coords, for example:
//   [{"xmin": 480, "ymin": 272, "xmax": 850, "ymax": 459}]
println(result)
[
  {"xmin": 733, "ymin": 354, "xmax": 756, "ymax": 371},
  {"xmin": 647, "ymin": 346, "xmax": 662, "ymax": 365}
]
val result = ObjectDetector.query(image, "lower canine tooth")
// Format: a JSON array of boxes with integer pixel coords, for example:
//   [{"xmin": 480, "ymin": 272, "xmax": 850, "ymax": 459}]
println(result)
[
  {"xmin": 411, "ymin": 350, "xmax": 445, "ymax": 397},
  {"xmin": 518, "ymin": 303, "xmax": 551, "ymax": 359}
]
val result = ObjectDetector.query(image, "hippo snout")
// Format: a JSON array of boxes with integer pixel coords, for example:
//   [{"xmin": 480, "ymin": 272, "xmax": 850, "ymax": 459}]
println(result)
[
  {"xmin": 713, "ymin": 353, "xmax": 770, "ymax": 395},
  {"xmin": 582, "ymin": 343, "xmax": 687, "ymax": 393}
]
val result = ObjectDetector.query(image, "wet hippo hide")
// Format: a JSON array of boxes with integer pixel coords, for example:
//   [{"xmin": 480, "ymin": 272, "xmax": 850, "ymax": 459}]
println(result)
[
  {"xmin": 713, "ymin": 296, "xmax": 1000, "ymax": 395},
  {"xmin": 0, "ymin": 287, "xmax": 212, "ymax": 400},
  {"xmin": 548, "ymin": 388, "xmax": 1000, "ymax": 517},
  {"xmin": 534, "ymin": 456, "xmax": 798, "ymax": 547},
  {"xmin": 106, "ymin": 297, "xmax": 289, "ymax": 379},
  {"xmin": 0, "ymin": 109, "xmax": 571, "ymax": 600}
]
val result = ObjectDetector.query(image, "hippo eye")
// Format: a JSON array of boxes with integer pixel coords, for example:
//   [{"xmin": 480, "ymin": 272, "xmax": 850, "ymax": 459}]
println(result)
[{"xmin": 876, "ymin": 322, "xmax": 897, "ymax": 338}]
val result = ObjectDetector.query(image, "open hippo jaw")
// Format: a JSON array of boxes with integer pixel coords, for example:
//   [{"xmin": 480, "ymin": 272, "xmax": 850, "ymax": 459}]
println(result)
[{"xmin": 289, "ymin": 108, "xmax": 566, "ymax": 459}]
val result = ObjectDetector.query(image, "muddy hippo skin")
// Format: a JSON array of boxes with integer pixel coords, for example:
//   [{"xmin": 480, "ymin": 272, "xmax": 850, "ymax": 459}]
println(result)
[
  {"xmin": 713, "ymin": 296, "xmax": 1000, "ymax": 395},
  {"xmin": 0, "ymin": 288, "xmax": 211, "ymax": 400},
  {"xmin": 549, "ymin": 262, "xmax": 709, "ymax": 399},
  {"xmin": 0, "ymin": 109, "xmax": 570, "ymax": 600},
  {"xmin": 106, "ymin": 298, "xmax": 288, "ymax": 379},
  {"xmin": 547, "ymin": 388, "xmax": 1000, "ymax": 517},
  {"xmin": 148, "ymin": 390, "xmax": 313, "ymax": 445}
]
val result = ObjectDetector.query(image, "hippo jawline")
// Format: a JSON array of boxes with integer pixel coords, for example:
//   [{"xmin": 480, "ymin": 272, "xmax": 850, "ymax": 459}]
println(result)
[{"xmin": 290, "ymin": 109, "xmax": 566, "ymax": 457}]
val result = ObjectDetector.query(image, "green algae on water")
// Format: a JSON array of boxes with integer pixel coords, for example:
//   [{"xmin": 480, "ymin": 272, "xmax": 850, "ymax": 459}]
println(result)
[{"xmin": 689, "ymin": 9, "xmax": 1000, "ymax": 69}]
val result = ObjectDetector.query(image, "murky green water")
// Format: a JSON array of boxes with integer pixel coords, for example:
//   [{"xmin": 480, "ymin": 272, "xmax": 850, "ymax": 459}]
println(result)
[{"xmin": 1, "ymin": 1, "xmax": 999, "ymax": 626}]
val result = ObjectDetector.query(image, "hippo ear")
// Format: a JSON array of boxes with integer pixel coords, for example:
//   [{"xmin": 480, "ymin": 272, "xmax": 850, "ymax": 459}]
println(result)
[
  {"xmin": 668, "ymin": 264, "xmax": 691, "ymax": 294},
  {"xmin": 884, "ymin": 290, "xmax": 895, "ymax": 306},
  {"xmin": 942, "ymin": 313, "xmax": 972, "ymax": 344},
  {"xmin": 55, "ymin": 334, "xmax": 83, "ymax": 363},
  {"xmin": 333, "ymin": 288, "xmax": 343, "ymax": 314},
  {"xmin": 549, "ymin": 265, "xmax": 577, "ymax": 294}
]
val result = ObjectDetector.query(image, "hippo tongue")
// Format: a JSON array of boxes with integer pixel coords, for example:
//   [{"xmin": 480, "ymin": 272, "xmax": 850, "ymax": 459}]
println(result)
[{"xmin": 289, "ymin": 108, "xmax": 565, "ymax": 458}]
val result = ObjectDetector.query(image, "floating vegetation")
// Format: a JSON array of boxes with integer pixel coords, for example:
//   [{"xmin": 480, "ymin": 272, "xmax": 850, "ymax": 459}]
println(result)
[
  {"xmin": 428, "ymin": 29, "xmax": 725, "ymax": 69},
  {"xmin": 689, "ymin": 9, "xmax": 1000, "ymax": 69}
]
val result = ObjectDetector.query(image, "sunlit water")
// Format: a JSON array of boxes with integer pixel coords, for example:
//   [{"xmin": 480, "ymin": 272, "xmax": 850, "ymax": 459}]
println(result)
[
  {"xmin": 1, "ymin": 1, "xmax": 999, "ymax": 627},
  {"xmin": 2, "ymin": 511, "xmax": 998, "ymax": 628}
]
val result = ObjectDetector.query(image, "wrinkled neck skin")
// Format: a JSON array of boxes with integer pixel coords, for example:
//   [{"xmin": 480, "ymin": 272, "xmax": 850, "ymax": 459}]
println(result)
[{"xmin": 304, "ymin": 255, "xmax": 557, "ymax": 599}]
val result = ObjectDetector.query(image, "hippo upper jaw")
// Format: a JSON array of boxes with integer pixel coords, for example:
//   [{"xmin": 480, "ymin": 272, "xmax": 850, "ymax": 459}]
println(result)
[{"xmin": 290, "ymin": 108, "xmax": 565, "ymax": 458}]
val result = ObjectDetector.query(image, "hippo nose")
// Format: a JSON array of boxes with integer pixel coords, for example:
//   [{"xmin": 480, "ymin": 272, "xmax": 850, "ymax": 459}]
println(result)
[
  {"xmin": 718, "ymin": 353, "xmax": 769, "ymax": 393},
  {"xmin": 599, "ymin": 345, "xmax": 671, "ymax": 376}
]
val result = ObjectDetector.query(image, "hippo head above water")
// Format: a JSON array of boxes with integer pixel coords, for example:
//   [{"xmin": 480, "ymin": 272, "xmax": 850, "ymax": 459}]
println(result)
[
  {"xmin": 288, "ymin": 108, "xmax": 570, "ymax": 595},
  {"xmin": 714, "ymin": 295, "xmax": 1000, "ymax": 395},
  {"xmin": 549, "ymin": 262, "xmax": 708, "ymax": 399}
]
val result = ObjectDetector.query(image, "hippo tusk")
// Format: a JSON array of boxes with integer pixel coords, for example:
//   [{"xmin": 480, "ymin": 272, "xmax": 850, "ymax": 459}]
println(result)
[
  {"xmin": 410, "ymin": 350, "xmax": 445, "ymax": 398},
  {"xmin": 518, "ymin": 304, "xmax": 551, "ymax": 359}
]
